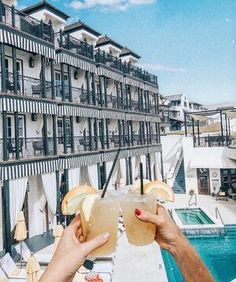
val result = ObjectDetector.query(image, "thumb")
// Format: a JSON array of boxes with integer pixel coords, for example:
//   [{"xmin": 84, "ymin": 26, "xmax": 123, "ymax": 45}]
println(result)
[
  {"xmin": 82, "ymin": 232, "xmax": 110, "ymax": 256},
  {"xmin": 135, "ymin": 208, "xmax": 161, "ymax": 226}
]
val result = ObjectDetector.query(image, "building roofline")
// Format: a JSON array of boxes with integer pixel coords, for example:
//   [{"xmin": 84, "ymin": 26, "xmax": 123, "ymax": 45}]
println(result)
[
  {"xmin": 21, "ymin": 0, "xmax": 70, "ymax": 21},
  {"xmin": 64, "ymin": 20, "xmax": 101, "ymax": 37},
  {"xmin": 119, "ymin": 47, "xmax": 141, "ymax": 59},
  {"xmin": 96, "ymin": 35, "xmax": 123, "ymax": 50}
]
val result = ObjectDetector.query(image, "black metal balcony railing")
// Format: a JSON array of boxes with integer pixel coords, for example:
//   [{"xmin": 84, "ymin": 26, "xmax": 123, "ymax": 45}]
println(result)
[
  {"xmin": 1, "ymin": 73, "xmax": 53, "ymax": 99},
  {"xmin": 0, "ymin": 137, "xmax": 55, "ymax": 161},
  {"xmin": 95, "ymin": 49, "xmax": 124, "ymax": 73},
  {"xmin": 0, "ymin": 2, "xmax": 54, "ymax": 42},
  {"xmin": 194, "ymin": 135, "xmax": 236, "ymax": 148},
  {"xmin": 55, "ymin": 32, "xmax": 94, "ymax": 60}
]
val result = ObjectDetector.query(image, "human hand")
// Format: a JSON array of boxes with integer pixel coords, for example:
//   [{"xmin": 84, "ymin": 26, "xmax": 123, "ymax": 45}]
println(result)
[
  {"xmin": 40, "ymin": 215, "xmax": 110, "ymax": 282},
  {"xmin": 135, "ymin": 204, "xmax": 187, "ymax": 253}
]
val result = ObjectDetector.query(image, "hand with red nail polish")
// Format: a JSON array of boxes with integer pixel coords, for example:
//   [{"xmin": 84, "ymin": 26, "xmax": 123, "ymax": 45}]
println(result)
[{"xmin": 135, "ymin": 204, "xmax": 214, "ymax": 282}]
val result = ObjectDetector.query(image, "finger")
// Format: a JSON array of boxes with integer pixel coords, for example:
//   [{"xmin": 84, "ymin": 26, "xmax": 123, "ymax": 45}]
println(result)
[
  {"xmin": 81, "ymin": 232, "xmax": 110, "ymax": 256},
  {"xmin": 135, "ymin": 208, "xmax": 162, "ymax": 226}
]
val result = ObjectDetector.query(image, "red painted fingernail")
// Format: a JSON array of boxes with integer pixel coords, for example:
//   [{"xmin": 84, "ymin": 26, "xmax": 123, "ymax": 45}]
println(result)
[{"xmin": 135, "ymin": 208, "xmax": 141, "ymax": 216}]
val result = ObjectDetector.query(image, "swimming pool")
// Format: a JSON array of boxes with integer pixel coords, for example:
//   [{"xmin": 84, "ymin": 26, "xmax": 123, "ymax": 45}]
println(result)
[
  {"xmin": 175, "ymin": 208, "xmax": 214, "ymax": 225},
  {"xmin": 162, "ymin": 225, "xmax": 236, "ymax": 282}
]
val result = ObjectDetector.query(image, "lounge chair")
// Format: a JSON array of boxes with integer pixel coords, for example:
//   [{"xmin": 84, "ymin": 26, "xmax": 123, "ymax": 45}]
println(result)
[
  {"xmin": 0, "ymin": 253, "xmax": 26, "ymax": 280},
  {"xmin": 15, "ymin": 242, "xmax": 53, "ymax": 266},
  {"xmin": 216, "ymin": 187, "xmax": 228, "ymax": 201}
]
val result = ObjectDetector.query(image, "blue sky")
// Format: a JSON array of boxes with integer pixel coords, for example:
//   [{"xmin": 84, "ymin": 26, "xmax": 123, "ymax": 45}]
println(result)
[{"xmin": 19, "ymin": 0, "xmax": 236, "ymax": 104}]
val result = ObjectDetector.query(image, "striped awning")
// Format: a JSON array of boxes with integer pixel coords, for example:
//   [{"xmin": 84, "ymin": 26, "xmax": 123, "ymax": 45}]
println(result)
[
  {"xmin": 146, "ymin": 115, "xmax": 160, "ymax": 123},
  {"xmin": 0, "ymin": 96, "xmax": 58, "ymax": 115},
  {"xmin": 0, "ymin": 24, "xmax": 55, "ymax": 59},
  {"xmin": 56, "ymin": 50, "xmax": 96, "ymax": 73},
  {"xmin": 59, "ymin": 104, "xmax": 99, "ymax": 118},
  {"xmin": 129, "ymin": 146, "xmax": 148, "ymax": 157},
  {"xmin": 60, "ymin": 153, "xmax": 101, "ymax": 169},
  {"xmin": 100, "ymin": 109, "xmax": 126, "ymax": 120},
  {"xmin": 148, "ymin": 145, "xmax": 161, "ymax": 154},
  {"xmin": 96, "ymin": 66, "xmax": 124, "ymax": 82},
  {"xmin": 144, "ymin": 83, "xmax": 159, "ymax": 93},
  {"xmin": 126, "ymin": 113, "xmax": 146, "ymax": 121},
  {"xmin": 0, "ymin": 158, "xmax": 59, "ymax": 181},
  {"xmin": 124, "ymin": 76, "xmax": 144, "ymax": 89}
]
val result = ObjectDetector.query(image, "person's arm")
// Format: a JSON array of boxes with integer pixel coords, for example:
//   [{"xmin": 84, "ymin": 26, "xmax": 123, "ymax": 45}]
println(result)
[
  {"xmin": 135, "ymin": 205, "xmax": 214, "ymax": 282},
  {"xmin": 39, "ymin": 216, "xmax": 110, "ymax": 282}
]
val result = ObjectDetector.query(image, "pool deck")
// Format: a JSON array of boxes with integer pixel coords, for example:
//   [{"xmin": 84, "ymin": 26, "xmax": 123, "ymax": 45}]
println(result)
[{"xmin": 167, "ymin": 194, "xmax": 236, "ymax": 225}]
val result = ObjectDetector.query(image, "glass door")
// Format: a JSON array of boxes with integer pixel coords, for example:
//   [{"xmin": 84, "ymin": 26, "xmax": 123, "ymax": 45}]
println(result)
[
  {"xmin": 55, "ymin": 72, "xmax": 61, "ymax": 98},
  {"xmin": 197, "ymin": 168, "xmax": 210, "ymax": 195}
]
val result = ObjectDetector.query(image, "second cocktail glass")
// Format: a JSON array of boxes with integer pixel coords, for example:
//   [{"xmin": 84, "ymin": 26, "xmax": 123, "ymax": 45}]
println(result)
[{"xmin": 121, "ymin": 193, "xmax": 156, "ymax": 246}]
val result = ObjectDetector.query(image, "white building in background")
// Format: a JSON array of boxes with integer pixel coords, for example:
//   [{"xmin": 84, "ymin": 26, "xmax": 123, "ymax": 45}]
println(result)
[
  {"xmin": 165, "ymin": 94, "xmax": 206, "ymax": 131},
  {"xmin": 0, "ymin": 0, "xmax": 162, "ymax": 253}
]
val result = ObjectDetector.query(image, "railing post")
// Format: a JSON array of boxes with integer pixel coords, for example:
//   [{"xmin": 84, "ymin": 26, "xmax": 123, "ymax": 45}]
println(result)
[
  {"xmin": 220, "ymin": 110, "xmax": 224, "ymax": 146},
  {"xmin": 0, "ymin": 43, "xmax": 7, "ymax": 92},
  {"xmin": 2, "ymin": 111, "xmax": 8, "ymax": 161},
  {"xmin": 59, "ymin": 29, "xmax": 63, "ymax": 48},
  {"xmin": 70, "ymin": 116, "xmax": 74, "ymax": 153},
  {"xmin": 66, "ymin": 33, "xmax": 70, "ymax": 50},
  {"xmin": 49, "ymin": 20, "xmax": 53, "ymax": 42},
  {"xmin": 43, "ymin": 114, "xmax": 49, "ymax": 155},
  {"xmin": 52, "ymin": 115, "xmax": 57, "ymax": 155},
  {"xmin": 40, "ymin": 20, "xmax": 43, "ymax": 39}
]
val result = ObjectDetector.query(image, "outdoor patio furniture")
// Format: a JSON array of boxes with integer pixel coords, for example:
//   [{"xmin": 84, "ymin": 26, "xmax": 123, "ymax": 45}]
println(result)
[
  {"xmin": 32, "ymin": 141, "xmax": 44, "ymax": 156},
  {"xmin": 7, "ymin": 139, "xmax": 23, "ymax": 158},
  {"xmin": 0, "ymin": 253, "xmax": 26, "ymax": 280},
  {"xmin": 216, "ymin": 188, "xmax": 228, "ymax": 201}
]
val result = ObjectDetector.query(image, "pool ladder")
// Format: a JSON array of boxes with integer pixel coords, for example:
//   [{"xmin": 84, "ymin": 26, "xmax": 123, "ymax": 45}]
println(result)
[
  {"xmin": 188, "ymin": 191, "xmax": 197, "ymax": 207},
  {"xmin": 215, "ymin": 207, "xmax": 224, "ymax": 226}
]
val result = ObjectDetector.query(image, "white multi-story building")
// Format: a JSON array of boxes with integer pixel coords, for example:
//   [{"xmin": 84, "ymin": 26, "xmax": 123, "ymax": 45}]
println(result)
[
  {"xmin": 165, "ymin": 94, "xmax": 206, "ymax": 131},
  {"xmin": 0, "ymin": 0, "xmax": 163, "ymax": 253}
]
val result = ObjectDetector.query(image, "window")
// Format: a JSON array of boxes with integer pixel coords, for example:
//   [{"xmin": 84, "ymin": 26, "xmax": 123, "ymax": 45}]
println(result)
[{"xmin": 55, "ymin": 72, "xmax": 61, "ymax": 97}]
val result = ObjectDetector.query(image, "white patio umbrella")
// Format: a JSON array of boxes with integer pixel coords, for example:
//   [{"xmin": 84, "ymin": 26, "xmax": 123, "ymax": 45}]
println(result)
[
  {"xmin": 26, "ymin": 254, "xmax": 41, "ymax": 282},
  {"xmin": 14, "ymin": 211, "xmax": 27, "ymax": 268}
]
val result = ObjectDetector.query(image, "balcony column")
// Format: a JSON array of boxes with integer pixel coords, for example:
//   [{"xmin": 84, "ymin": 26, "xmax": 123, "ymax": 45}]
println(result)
[
  {"xmin": 2, "ymin": 111, "xmax": 8, "ymax": 161},
  {"xmin": 52, "ymin": 115, "xmax": 57, "ymax": 155},
  {"xmin": 128, "ymin": 157, "xmax": 133, "ymax": 184},
  {"xmin": 220, "ymin": 110, "xmax": 224, "ymax": 146},
  {"xmin": 122, "ymin": 120, "xmax": 126, "ymax": 146},
  {"xmin": 70, "ymin": 116, "xmax": 74, "ymax": 153},
  {"xmin": 91, "ymin": 73, "xmax": 96, "ymax": 106},
  {"xmin": 147, "ymin": 153, "xmax": 152, "ymax": 180},
  {"xmin": 61, "ymin": 63, "xmax": 65, "ymax": 101},
  {"xmin": 184, "ymin": 113, "xmax": 187, "ymax": 136},
  {"xmin": 85, "ymin": 71, "xmax": 91, "ymax": 104},
  {"xmin": 0, "ymin": 43, "xmax": 7, "ymax": 92},
  {"xmin": 68, "ymin": 65, "xmax": 72, "ymax": 102},
  {"xmin": 88, "ymin": 117, "xmax": 93, "ymax": 151},
  {"xmin": 43, "ymin": 114, "xmax": 49, "ymax": 155},
  {"xmin": 105, "ymin": 119, "xmax": 110, "ymax": 149},
  {"xmin": 100, "ymin": 119, "xmax": 105, "ymax": 150},
  {"xmin": 118, "ymin": 120, "xmax": 122, "ymax": 147},
  {"xmin": 192, "ymin": 117, "xmax": 195, "ymax": 147},
  {"xmin": 2, "ymin": 180, "xmax": 12, "ymax": 254},
  {"xmin": 128, "ymin": 85, "xmax": 132, "ymax": 110},
  {"xmin": 120, "ymin": 82, "xmax": 124, "ymax": 110},
  {"xmin": 14, "ymin": 112, "xmax": 19, "ymax": 159},
  {"xmin": 63, "ymin": 116, "xmax": 67, "ymax": 154},
  {"xmin": 104, "ymin": 77, "xmax": 108, "ymax": 107},
  {"xmin": 156, "ymin": 93, "xmax": 160, "ymax": 114},
  {"xmin": 41, "ymin": 56, "xmax": 46, "ymax": 98},
  {"xmin": 155, "ymin": 122, "xmax": 159, "ymax": 143},
  {"xmin": 63, "ymin": 169, "xmax": 69, "ymax": 195},
  {"xmin": 12, "ymin": 47, "xmax": 18, "ymax": 94},
  {"xmin": 55, "ymin": 170, "xmax": 61, "ymax": 223},
  {"xmin": 127, "ymin": 121, "xmax": 131, "ymax": 147},
  {"xmin": 99, "ymin": 75, "xmax": 103, "ymax": 107},
  {"xmin": 130, "ymin": 121, "xmax": 134, "ymax": 146},
  {"xmin": 94, "ymin": 118, "xmax": 98, "ymax": 150},
  {"xmin": 50, "ymin": 59, "xmax": 55, "ymax": 100},
  {"xmin": 116, "ymin": 82, "xmax": 119, "ymax": 109}
]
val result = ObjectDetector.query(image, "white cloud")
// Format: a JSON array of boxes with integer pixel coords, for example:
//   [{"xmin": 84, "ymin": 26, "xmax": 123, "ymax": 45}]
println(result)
[
  {"xmin": 139, "ymin": 63, "xmax": 187, "ymax": 73},
  {"xmin": 69, "ymin": 0, "xmax": 156, "ymax": 11}
]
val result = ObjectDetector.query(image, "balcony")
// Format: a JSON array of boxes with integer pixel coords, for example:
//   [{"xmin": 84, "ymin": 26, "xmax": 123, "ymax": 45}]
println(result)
[
  {"xmin": 95, "ymin": 49, "xmax": 124, "ymax": 73},
  {"xmin": 0, "ymin": 137, "xmax": 55, "ymax": 161},
  {"xmin": 0, "ymin": 3, "xmax": 54, "ymax": 43},
  {"xmin": 0, "ymin": 73, "xmax": 53, "ymax": 100},
  {"xmin": 194, "ymin": 135, "xmax": 236, "ymax": 148},
  {"xmin": 56, "ymin": 32, "xmax": 94, "ymax": 60}
]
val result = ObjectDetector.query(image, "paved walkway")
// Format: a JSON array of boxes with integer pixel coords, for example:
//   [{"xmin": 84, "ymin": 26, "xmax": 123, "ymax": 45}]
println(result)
[{"xmin": 113, "ymin": 234, "xmax": 168, "ymax": 282}]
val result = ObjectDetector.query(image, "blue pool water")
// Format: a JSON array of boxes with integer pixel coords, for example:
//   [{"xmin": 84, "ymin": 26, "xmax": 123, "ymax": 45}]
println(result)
[
  {"xmin": 162, "ymin": 226, "xmax": 236, "ymax": 282},
  {"xmin": 175, "ymin": 208, "xmax": 214, "ymax": 225}
]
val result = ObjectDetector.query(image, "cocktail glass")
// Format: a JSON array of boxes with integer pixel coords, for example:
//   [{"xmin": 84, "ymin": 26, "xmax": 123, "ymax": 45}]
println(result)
[{"xmin": 120, "ymin": 194, "xmax": 156, "ymax": 246}]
